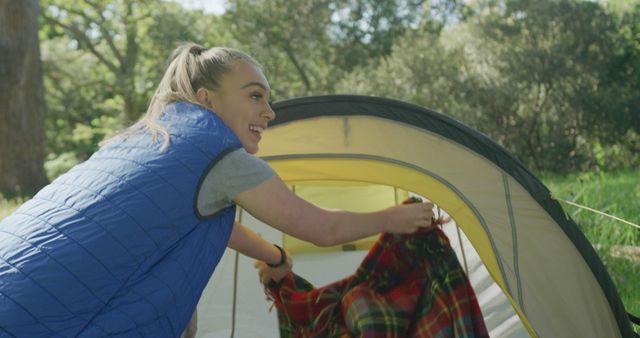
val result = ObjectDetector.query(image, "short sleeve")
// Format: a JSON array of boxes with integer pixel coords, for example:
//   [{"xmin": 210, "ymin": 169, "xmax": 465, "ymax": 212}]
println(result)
[{"xmin": 196, "ymin": 148, "xmax": 275, "ymax": 217}]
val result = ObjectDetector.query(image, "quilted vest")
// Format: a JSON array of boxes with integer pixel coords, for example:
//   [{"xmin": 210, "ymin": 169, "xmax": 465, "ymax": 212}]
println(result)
[{"xmin": 0, "ymin": 102, "xmax": 242, "ymax": 337}]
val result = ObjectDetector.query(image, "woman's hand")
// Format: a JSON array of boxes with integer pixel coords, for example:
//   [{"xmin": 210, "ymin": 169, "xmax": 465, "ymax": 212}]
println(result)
[
  {"xmin": 381, "ymin": 201, "xmax": 435, "ymax": 234},
  {"xmin": 254, "ymin": 249, "xmax": 293, "ymax": 285}
]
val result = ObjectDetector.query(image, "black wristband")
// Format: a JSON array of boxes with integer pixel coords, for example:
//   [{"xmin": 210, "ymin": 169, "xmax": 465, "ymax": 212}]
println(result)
[{"xmin": 267, "ymin": 244, "xmax": 287, "ymax": 268}]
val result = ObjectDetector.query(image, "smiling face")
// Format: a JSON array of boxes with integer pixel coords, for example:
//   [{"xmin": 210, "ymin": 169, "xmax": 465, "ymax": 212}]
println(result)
[{"xmin": 198, "ymin": 60, "xmax": 275, "ymax": 154}]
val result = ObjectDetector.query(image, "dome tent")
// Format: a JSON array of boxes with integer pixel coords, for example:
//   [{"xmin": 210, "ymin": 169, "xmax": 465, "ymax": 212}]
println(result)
[{"xmin": 195, "ymin": 95, "xmax": 636, "ymax": 337}]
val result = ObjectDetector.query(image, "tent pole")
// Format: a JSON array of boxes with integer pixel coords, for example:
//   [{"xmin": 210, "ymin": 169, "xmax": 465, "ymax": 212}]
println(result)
[
  {"xmin": 439, "ymin": 205, "xmax": 470, "ymax": 277},
  {"xmin": 230, "ymin": 208, "xmax": 244, "ymax": 338},
  {"xmin": 394, "ymin": 187, "xmax": 399, "ymax": 206},
  {"xmin": 454, "ymin": 218, "xmax": 470, "ymax": 277}
]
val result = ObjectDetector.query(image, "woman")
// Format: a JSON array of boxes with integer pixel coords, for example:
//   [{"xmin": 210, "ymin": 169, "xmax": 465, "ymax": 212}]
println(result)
[{"xmin": 0, "ymin": 43, "xmax": 434, "ymax": 337}]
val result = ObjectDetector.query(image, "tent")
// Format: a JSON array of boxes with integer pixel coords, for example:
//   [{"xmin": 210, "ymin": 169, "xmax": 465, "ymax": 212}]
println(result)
[{"xmin": 194, "ymin": 95, "xmax": 637, "ymax": 337}]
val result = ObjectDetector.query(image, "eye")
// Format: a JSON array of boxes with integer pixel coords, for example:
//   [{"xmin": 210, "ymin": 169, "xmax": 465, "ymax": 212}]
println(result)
[{"xmin": 250, "ymin": 92, "xmax": 263, "ymax": 101}]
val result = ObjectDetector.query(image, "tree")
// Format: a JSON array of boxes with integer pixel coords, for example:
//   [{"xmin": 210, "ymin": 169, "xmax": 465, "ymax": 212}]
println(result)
[
  {"xmin": 335, "ymin": 29, "xmax": 468, "ymax": 112},
  {"xmin": 471, "ymin": 0, "xmax": 632, "ymax": 171},
  {"xmin": 337, "ymin": 0, "xmax": 638, "ymax": 172},
  {"xmin": 0, "ymin": 0, "xmax": 48, "ymax": 193},
  {"xmin": 330, "ymin": 0, "xmax": 464, "ymax": 71},
  {"xmin": 41, "ymin": 0, "xmax": 153, "ymax": 123},
  {"xmin": 39, "ymin": 0, "xmax": 234, "ymax": 177},
  {"xmin": 601, "ymin": 2, "xmax": 640, "ymax": 142},
  {"xmin": 225, "ymin": 0, "xmax": 335, "ymax": 97},
  {"xmin": 224, "ymin": 0, "xmax": 466, "ymax": 98},
  {"xmin": 40, "ymin": 0, "xmax": 233, "ymax": 125}
]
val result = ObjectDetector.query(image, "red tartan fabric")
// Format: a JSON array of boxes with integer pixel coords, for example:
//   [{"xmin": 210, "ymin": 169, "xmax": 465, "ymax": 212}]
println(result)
[{"xmin": 266, "ymin": 227, "xmax": 489, "ymax": 338}]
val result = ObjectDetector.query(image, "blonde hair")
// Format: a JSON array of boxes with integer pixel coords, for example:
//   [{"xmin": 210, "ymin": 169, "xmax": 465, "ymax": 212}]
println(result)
[{"xmin": 103, "ymin": 42, "xmax": 260, "ymax": 149}]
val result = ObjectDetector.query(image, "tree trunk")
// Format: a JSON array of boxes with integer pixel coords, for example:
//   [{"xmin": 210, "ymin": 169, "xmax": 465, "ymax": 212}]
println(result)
[{"xmin": 0, "ymin": 0, "xmax": 48, "ymax": 193}]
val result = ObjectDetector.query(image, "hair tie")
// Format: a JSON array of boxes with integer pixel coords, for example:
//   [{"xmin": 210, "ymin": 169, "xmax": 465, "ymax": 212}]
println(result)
[{"xmin": 190, "ymin": 46, "xmax": 205, "ymax": 56}]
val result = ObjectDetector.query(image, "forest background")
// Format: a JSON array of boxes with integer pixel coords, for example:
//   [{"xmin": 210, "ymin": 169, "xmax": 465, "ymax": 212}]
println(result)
[{"xmin": 0, "ymin": 0, "xmax": 638, "ymax": 331}]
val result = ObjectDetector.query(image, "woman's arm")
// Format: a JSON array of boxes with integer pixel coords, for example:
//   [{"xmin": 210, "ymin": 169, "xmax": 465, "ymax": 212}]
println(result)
[
  {"xmin": 234, "ymin": 175, "xmax": 434, "ymax": 247},
  {"xmin": 227, "ymin": 221, "xmax": 292, "ymax": 284},
  {"xmin": 227, "ymin": 221, "xmax": 283, "ymax": 265}
]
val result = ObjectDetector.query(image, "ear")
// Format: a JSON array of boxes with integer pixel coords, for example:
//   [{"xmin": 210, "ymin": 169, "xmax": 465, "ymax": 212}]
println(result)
[{"xmin": 196, "ymin": 88, "xmax": 213, "ymax": 108}]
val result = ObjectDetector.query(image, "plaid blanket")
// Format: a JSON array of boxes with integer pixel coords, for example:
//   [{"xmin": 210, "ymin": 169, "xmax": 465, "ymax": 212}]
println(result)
[{"xmin": 266, "ymin": 226, "xmax": 489, "ymax": 337}]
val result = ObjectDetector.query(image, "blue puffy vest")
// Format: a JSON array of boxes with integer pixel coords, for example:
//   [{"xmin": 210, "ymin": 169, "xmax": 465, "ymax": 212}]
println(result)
[{"xmin": 0, "ymin": 102, "xmax": 242, "ymax": 337}]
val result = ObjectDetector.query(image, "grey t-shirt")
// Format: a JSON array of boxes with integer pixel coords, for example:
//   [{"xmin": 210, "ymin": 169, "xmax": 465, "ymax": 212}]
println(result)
[{"xmin": 196, "ymin": 148, "xmax": 275, "ymax": 216}]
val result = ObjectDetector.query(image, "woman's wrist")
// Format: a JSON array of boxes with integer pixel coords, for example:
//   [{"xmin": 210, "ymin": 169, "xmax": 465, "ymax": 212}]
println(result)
[
  {"xmin": 378, "ymin": 208, "xmax": 393, "ymax": 233},
  {"xmin": 267, "ymin": 244, "xmax": 287, "ymax": 268}
]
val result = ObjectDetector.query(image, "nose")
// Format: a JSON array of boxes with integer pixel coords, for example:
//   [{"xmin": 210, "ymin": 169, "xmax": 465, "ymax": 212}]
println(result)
[{"xmin": 263, "ymin": 103, "xmax": 276, "ymax": 121}]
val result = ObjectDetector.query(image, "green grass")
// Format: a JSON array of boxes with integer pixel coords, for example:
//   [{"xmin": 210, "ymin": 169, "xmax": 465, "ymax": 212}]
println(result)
[
  {"xmin": 0, "ymin": 193, "xmax": 26, "ymax": 220},
  {"xmin": 540, "ymin": 170, "xmax": 640, "ymax": 333}
]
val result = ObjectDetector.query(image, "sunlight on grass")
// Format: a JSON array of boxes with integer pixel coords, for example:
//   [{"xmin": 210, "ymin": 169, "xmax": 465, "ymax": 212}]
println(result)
[{"xmin": 0, "ymin": 194, "xmax": 25, "ymax": 220}]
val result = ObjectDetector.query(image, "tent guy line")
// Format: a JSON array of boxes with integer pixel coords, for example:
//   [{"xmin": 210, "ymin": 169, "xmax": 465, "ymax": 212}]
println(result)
[{"xmin": 557, "ymin": 199, "xmax": 640, "ymax": 230}]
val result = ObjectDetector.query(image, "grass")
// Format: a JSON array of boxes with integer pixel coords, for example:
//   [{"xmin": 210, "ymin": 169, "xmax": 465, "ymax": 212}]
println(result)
[
  {"xmin": 1, "ymin": 170, "xmax": 638, "ymax": 333},
  {"xmin": 540, "ymin": 170, "xmax": 640, "ymax": 333},
  {"xmin": 0, "ymin": 193, "xmax": 27, "ymax": 220}
]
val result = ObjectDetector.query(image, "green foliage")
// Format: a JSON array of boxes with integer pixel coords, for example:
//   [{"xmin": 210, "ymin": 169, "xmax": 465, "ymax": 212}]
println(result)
[
  {"xmin": 25, "ymin": 0, "xmax": 640, "ymax": 329},
  {"xmin": 608, "ymin": 3, "xmax": 640, "ymax": 135},
  {"xmin": 44, "ymin": 152, "xmax": 81, "ymax": 181},
  {"xmin": 37, "ymin": 0, "xmax": 639, "ymax": 173},
  {"xmin": 337, "ymin": 0, "xmax": 639, "ymax": 172},
  {"xmin": 44, "ymin": 115, "xmax": 119, "ymax": 180},
  {"xmin": 330, "ymin": 0, "xmax": 424, "ymax": 71},
  {"xmin": 469, "ymin": 0, "xmax": 639, "ymax": 172},
  {"xmin": 590, "ymin": 135, "xmax": 640, "ymax": 171},
  {"xmin": 225, "ymin": 0, "xmax": 337, "ymax": 97},
  {"xmin": 329, "ymin": 0, "xmax": 466, "ymax": 71},
  {"xmin": 140, "ymin": 2, "xmax": 236, "ymax": 99},
  {"xmin": 336, "ymin": 29, "xmax": 468, "ymax": 110},
  {"xmin": 40, "ymin": 0, "xmax": 150, "ymax": 121},
  {"xmin": 40, "ymin": 0, "xmax": 234, "ymax": 124},
  {"xmin": 41, "ymin": 38, "xmax": 120, "ymax": 151},
  {"xmin": 0, "ymin": 194, "xmax": 27, "ymax": 220},
  {"xmin": 446, "ymin": 1, "xmax": 623, "ymax": 171},
  {"xmin": 224, "ymin": 0, "xmax": 464, "ymax": 98},
  {"xmin": 40, "ymin": 0, "xmax": 235, "ymax": 179}
]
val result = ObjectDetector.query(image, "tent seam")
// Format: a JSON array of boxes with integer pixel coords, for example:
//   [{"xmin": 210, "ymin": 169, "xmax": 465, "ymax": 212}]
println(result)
[{"xmin": 503, "ymin": 173, "xmax": 525, "ymax": 314}]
